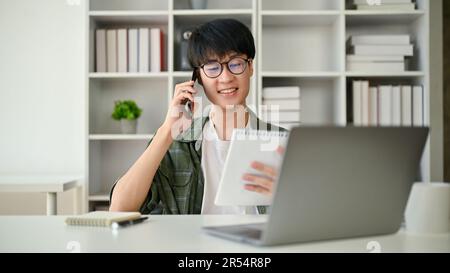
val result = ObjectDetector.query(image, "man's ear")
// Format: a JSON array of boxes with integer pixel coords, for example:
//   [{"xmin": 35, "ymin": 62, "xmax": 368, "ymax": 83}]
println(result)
[{"xmin": 249, "ymin": 60, "xmax": 254, "ymax": 77}]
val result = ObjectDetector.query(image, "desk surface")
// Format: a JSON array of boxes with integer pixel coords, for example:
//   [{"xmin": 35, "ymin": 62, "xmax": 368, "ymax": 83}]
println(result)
[
  {"xmin": 0, "ymin": 215, "xmax": 448, "ymax": 253},
  {"xmin": 0, "ymin": 175, "xmax": 81, "ymax": 192}
]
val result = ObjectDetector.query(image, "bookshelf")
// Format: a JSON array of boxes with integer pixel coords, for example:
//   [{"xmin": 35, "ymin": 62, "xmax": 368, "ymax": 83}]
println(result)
[{"xmin": 85, "ymin": 0, "xmax": 431, "ymax": 212}]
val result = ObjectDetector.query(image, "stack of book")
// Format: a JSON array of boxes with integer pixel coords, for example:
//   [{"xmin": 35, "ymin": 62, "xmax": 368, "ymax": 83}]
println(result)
[
  {"xmin": 347, "ymin": 34, "xmax": 413, "ymax": 72},
  {"xmin": 261, "ymin": 86, "xmax": 301, "ymax": 129},
  {"xmin": 352, "ymin": 80, "xmax": 424, "ymax": 127},
  {"xmin": 352, "ymin": 0, "xmax": 416, "ymax": 11},
  {"xmin": 95, "ymin": 28, "xmax": 165, "ymax": 73}
]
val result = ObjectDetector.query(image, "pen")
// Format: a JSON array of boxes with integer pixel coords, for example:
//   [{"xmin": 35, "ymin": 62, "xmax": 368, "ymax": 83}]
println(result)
[{"xmin": 111, "ymin": 217, "xmax": 148, "ymax": 229}]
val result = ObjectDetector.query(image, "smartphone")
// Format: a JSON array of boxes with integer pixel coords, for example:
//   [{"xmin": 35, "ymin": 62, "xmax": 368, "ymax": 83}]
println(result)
[{"xmin": 183, "ymin": 70, "xmax": 197, "ymax": 118}]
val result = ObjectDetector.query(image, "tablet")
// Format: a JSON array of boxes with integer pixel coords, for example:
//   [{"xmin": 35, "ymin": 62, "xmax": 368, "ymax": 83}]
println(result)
[{"xmin": 214, "ymin": 129, "xmax": 289, "ymax": 206}]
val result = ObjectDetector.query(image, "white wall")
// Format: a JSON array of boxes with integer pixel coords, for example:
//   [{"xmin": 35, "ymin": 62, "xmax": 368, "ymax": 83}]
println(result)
[{"xmin": 0, "ymin": 0, "xmax": 87, "ymax": 214}]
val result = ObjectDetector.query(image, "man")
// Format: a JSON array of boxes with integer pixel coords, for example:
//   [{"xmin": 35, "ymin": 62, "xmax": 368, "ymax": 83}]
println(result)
[{"xmin": 110, "ymin": 18, "xmax": 285, "ymax": 214}]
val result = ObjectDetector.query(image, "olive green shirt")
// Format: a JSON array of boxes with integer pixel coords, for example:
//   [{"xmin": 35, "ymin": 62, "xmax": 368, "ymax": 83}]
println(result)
[{"xmin": 109, "ymin": 110, "xmax": 286, "ymax": 214}]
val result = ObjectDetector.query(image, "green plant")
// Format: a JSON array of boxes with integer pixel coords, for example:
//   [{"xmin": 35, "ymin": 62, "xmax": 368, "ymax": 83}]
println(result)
[{"xmin": 111, "ymin": 100, "xmax": 143, "ymax": 121}]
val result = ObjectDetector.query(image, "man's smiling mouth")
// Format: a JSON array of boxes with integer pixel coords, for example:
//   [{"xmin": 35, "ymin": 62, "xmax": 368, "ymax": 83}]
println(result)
[{"xmin": 218, "ymin": 88, "xmax": 238, "ymax": 95}]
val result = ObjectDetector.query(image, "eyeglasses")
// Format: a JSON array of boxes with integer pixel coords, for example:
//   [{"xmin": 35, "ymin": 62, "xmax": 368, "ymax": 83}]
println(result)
[{"xmin": 198, "ymin": 57, "xmax": 251, "ymax": 78}]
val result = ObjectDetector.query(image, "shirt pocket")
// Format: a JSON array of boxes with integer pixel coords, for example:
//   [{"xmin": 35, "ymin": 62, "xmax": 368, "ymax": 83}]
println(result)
[
  {"xmin": 172, "ymin": 170, "xmax": 192, "ymax": 187},
  {"xmin": 172, "ymin": 170, "xmax": 193, "ymax": 199}
]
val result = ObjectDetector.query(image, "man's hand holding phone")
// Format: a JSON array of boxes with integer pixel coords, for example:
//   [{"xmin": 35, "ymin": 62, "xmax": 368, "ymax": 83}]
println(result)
[{"xmin": 161, "ymin": 77, "xmax": 198, "ymax": 139}]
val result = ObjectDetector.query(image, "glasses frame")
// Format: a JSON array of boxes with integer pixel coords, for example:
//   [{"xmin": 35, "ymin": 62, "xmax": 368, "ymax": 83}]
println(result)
[{"xmin": 197, "ymin": 57, "xmax": 252, "ymax": 79}]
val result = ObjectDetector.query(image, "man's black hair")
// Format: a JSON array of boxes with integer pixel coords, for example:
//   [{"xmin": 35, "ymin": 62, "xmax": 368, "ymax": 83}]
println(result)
[{"xmin": 187, "ymin": 18, "xmax": 256, "ymax": 69}]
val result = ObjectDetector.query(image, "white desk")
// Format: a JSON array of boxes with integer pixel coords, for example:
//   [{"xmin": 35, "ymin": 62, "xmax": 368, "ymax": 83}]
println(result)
[
  {"xmin": 0, "ymin": 176, "xmax": 81, "ymax": 215},
  {"xmin": 0, "ymin": 215, "xmax": 448, "ymax": 253}
]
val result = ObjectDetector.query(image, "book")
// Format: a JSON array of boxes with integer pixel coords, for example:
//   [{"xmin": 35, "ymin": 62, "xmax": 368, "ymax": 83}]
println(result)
[
  {"xmin": 351, "ymin": 45, "xmax": 413, "ymax": 56},
  {"xmin": 413, "ymin": 86, "xmax": 424, "ymax": 127},
  {"xmin": 117, "ymin": 28, "xmax": 128, "ymax": 73},
  {"xmin": 65, "ymin": 211, "xmax": 142, "ymax": 227},
  {"xmin": 369, "ymin": 87, "xmax": 378, "ymax": 126},
  {"xmin": 353, "ymin": 81, "xmax": 362, "ymax": 126},
  {"xmin": 392, "ymin": 86, "xmax": 402, "ymax": 126},
  {"xmin": 215, "ymin": 129, "xmax": 289, "ymax": 206},
  {"xmin": 150, "ymin": 28, "xmax": 164, "ymax": 72},
  {"xmin": 95, "ymin": 29, "xmax": 107, "ymax": 72},
  {"xmin": 128, "ymin": 28, "xmax": 138, "ymax": 73},
  {"xmin": 262, "ymin": 86, "xmax": 300, "ymax": 99},
  {"xmin": 139, "ymin": 28, "xmax": 149, "ymax": 73},
  {"xmin": 346, "ymin": 55, "xmax": 404, "ymax": 62},
  {"xmin": 401, "ymin": 86, "xmax": 412, "ymax": 126},
  {"xmin": 378, "ymin": 85, "xmax": 392, "ymax": 127},
  {"xmin": 348, "ymin": 35, "xmax": 410, "ymax": 46},
  {"xmin": 347, "ymin": 61, "xmax": 405, "ymax": 72},
  {"xmin": 361, "ymin": 81, "xmax": 370, "ymax": 127},
  {"xmin": 106, "ymin": 29, "xmax": 117, "ymax": 72}
]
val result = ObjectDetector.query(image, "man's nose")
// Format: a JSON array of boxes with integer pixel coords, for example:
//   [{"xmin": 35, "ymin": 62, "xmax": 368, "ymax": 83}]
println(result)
[{"xmin": 218, "ymin": 64, "xmax": 234, "ymax": 82}]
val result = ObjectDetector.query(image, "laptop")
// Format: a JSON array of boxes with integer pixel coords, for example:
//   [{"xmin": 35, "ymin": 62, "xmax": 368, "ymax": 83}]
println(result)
[{"xmin": 202, "ymin": 127, "xmax": 429, "ymax": 246}]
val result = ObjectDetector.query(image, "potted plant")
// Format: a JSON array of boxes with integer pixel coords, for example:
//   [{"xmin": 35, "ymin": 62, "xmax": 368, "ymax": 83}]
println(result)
[{"xmin": 111, "ymin": 100, "xmax": 143, "ymax": 134}]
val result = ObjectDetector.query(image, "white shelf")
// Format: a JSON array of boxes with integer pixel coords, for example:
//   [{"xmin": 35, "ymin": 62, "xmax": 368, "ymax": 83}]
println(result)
[
  {"xmin": 262, "ymin": 13, "xmax": 340, "ymax": 26},
  {"xmin": 261, "ymin": 14, "xmax": 341, "ymax": 72},
  {"xmin": 262, "ymin": 71, "xmax": 341, "ymax": 78},
  {"xmin": 345, "ymin": 10, "xmax": 425, "ymax": 16},
  {"xmin": 261, "ymin": 10, "xmax": 340, "ymax": 16},
  {"xmin": 345, "ymin": 71, "xmax": 425, "ymax": 77},
  {"xmin": 89, "ymin": 73, "xmax": 169, "ymax": 79},
  {"xmin": 172, "ymin": 9, "xmax": 253, "ymax": 16},
  {"xmin": 89, "ymin": 134, "xmax": 154, "ymax": 140},
  {"xmin": 173, "ymin": 0, "xmax": 253, "ymax": 10},
  {"xmin": 89, "ymin": 79, "xmax": 168, "ymax": 134},
  {"xmin": 89, "ymin": 141, "xmax": 150, "ymax": 198},
  {"xmin": 89, "ymin": 0, "xmax": 168, "ymax": 12},
  {"xmin": 172, "ymin": 71, "xmax": 193, "ymax": 77},
  {"xmin": 89, "ymin": 11, "xmax": 169, "ymax": 16},
  {"xmin": 260, "ymin": 77, "xmax": 342, "ymax": 126},
  {"xmin": 89, "ymin": 11, "xmax": 168, "ymax": 25},
  {"xmin": 261, "ymin": 0, "xmax": 341, "ymax": 11},
  {"xmin": 173, "ymin": 13, "xmax": 252, "ymax": 26}
]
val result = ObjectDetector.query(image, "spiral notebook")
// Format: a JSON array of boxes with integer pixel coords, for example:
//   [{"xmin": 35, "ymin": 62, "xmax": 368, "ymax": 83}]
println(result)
[
  {"xmin": 215, "ymin": 129, "xmax": 289, "ymax": 206},
  {"xmin": 65, "ymin": 211, "xmax": 142, "ymax": 227}
]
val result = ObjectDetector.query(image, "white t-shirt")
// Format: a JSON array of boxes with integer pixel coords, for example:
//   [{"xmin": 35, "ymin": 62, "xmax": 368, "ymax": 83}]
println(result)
[{"xmin": 200, "ymin": 118, "xmax": 259, "ymax": 215}]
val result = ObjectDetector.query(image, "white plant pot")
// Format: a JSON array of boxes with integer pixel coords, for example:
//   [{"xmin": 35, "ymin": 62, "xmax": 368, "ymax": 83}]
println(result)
[{"xmin": 120, "ymin": 119, "xmax": 137, "ymax": 134}]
